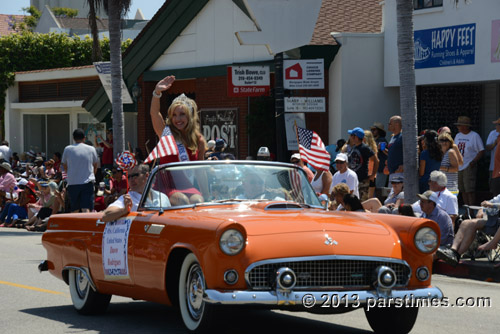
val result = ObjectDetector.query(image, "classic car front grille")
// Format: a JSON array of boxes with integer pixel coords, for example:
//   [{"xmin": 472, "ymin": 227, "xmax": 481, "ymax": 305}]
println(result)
[{"xmin": 246, "ymin": 257, "xmax": 411, "ymax": 290}]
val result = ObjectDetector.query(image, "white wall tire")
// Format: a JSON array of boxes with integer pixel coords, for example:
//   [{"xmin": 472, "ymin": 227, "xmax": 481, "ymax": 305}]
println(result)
[
  {"xmin": 178, "ymin": 253, "xmax": 214, "ymax": 332},
  {"xmin": 68, "ymin": 269, "xmax": 111, "ymax": 315}
]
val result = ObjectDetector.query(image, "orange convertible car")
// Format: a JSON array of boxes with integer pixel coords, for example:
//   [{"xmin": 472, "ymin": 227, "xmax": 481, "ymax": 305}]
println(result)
[{"xmin": 41, "ymin": 161, "xmax": 442, "ymax": 333}]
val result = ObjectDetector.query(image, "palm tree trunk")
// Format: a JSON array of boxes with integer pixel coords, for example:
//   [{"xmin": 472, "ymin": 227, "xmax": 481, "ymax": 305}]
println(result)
[
  {"xmin": 108, "ymin": 0, "xmax": 125, "ymax": 157},
  {"xmin": 88, "ymin": 0, "xmax": 102, "ymax": 62},
  {"xmin": 396, "ymin": 0, "xmax": 418, "ymax": 203}
]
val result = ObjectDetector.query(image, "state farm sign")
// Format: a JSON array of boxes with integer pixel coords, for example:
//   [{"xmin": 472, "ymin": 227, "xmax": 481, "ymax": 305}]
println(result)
[
  {"xmin": 284, "ymin": 59, "xmax": 324, "ymax": 89},
  {"xmin": 227, "ymin": 66, "xmax": 270, "ymax": 97}
]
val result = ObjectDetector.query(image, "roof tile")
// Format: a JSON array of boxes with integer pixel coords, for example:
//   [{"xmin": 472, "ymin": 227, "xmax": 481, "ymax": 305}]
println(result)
[
  {"xmin": 0, "ymin": 14, "xmax": 25, "ymax": 36},
  {"xmin": 311, "ymin": 0, "xmax": 383, "ymax": 45}
]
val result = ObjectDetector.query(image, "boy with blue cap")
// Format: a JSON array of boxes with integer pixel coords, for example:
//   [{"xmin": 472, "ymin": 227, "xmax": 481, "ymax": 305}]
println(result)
[{"xmin": 347, "ymin": 127, "xmax": 378, "ymax": 201}]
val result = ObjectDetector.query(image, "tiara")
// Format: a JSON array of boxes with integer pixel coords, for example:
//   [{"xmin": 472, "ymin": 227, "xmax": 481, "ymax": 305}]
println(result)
[{"xmin": 172, "ymin": 93, "xmax": 194, "ymax": 114}]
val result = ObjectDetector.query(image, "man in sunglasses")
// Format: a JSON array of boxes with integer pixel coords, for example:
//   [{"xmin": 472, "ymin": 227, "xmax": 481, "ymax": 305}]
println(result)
[{"xmin": 101, "ymin": 164, "xmax": 170, "ymax": 222}]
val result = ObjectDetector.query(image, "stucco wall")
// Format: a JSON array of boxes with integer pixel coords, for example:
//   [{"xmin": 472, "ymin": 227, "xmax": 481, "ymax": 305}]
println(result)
[
  {"xmin": 329, "ymin": 33, "xmax": 399, "ymax": 145},
  {"xmin": 149, "ymin": 0, "xmax": 273, "ymax": 71}
]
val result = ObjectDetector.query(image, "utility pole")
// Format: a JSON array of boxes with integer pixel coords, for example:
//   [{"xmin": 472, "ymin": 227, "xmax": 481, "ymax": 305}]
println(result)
[{"xmin": 274, "ymin": 52, "xmax": 287, "ymax": 162}]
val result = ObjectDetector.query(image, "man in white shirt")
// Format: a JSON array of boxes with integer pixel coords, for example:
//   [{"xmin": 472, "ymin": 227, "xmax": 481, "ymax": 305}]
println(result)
[
  {"xmin": 486, "ymin": 118, "xmax": 500, "ymax": 196},
  {"xmin": 331, "ymin": 153, "xmax": 359, "ymax": 198},
  {"xmin": 454, "ymin": 116, "xmax": 484, "ymax": 206},
  {"xmin": 412, "ymin": 171, "xmax": 458, "ymax": 224},
  {"xmin": 101, "ymin": 164, "xmax": 170, "ymax": 222},
  {"xmin": 0, "ymin": 141, "xmax": 12, "ymax": 163}
]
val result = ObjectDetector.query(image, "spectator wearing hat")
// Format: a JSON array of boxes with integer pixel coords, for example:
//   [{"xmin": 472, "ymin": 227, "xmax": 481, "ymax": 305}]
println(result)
[
  {"xmin": 30, "ymin": 156, "xmax": 45, "ymax": 179},
  {"xmin": 0, "ymin": 140, "xmax": 12, "ymax": 163},
  {"xmin": 454, "ymin": 116, "xmax": 484, "ymax": 206},
  {"xmin": 204, "ymin": 140, "xmax": 216, "ymax": 159},
  {"xmin": 486, "ymin": 118, "xmax": 500, "ymax": 196},
  {"xmin": 418, "ymin": 190, "xmax": 454, "ymax": 246},
  {"xmin": 0, "ymin": 179, "xmax": 38, "ymax": 227},
  {"xmin": 0, "ymin": 162, "xmax": 16, "ymax": 206},
  {"xmin": 347, "ymin": 127, "xmax": 377, "ymax": 201},
  {"xmin": 209, "ymin": 139, "xmax": 235, "ymax": 160},
  {"xmin": 370, "ymin": 122, "xmax": 388, "ymax": 188},
  {"xmin": 95, "ymin": 128, "xmax": 114, "ymax": 170},
  {"xmin": 330, "ymin": 153, "xmax": 359, "ymax": 198},
  {"xmin": 290, "ymin": 153, "xmax": 314, "ymax": 182},
  {"xmin": 437, "ymin": 126, "xmax": 451, "ymax": 135},
  {"xmin": 437, "ymin": 193, "xmax": 500, "ymax": 266},
  {"xmin": 363, "ymin": 176, "xmax": 404, "ymax": 214},
  {"xmin": 62, "ymin": 128, "xmax": 99, "ymax": 213},
  {"xmin": 256, "ymin": 146, "xmax": 271, "ymax": 161},
  {"xmin": 24, "ymin": 180, "xmax": 57, "ymax": 231},
  {"xmin": 386, "ymin": 116, "xmax": 404, "ymax": 183}
]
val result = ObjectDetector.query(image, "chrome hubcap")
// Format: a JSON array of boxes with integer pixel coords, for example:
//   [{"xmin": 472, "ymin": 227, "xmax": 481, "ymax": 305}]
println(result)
[
  {"xmin": 186, "ymin": 264, "xmax": 204, "ymax": 320},
  {"xmin": 76, "ymin": 271, "xmax": 89, "ymax": 298}
]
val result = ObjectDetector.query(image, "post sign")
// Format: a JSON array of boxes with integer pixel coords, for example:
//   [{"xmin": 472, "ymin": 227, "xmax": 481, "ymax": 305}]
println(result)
[
  {"xmin": 285, "ymin": 97, "xmax": 325, "ymax": 112},
  {"xmin": 284, "ymin": 113, "xmax": 306, "ymax": 151},
  {"xmin": 414, "ymin": 23, "xmax": 476, "ymax": 69},
  {"xmin": 201, "ymin": 109, "xmax": 238, "ymax": 157},
  {"xmin": 284, "ymin": 59, "xmax": 324, "ymax": 89},
  {"xmin": 227, "ymin": 66, "xmax": 270, "ymax": 97},
  {"xmin": 94, "ymin": 61, "xmax": 133, "ymax": 104}
]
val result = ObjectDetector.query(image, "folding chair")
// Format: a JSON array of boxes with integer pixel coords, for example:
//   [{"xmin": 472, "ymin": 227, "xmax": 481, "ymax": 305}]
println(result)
[{"xmin": 462, "ymin": 205, "xmax": 500, "ymax": 262}]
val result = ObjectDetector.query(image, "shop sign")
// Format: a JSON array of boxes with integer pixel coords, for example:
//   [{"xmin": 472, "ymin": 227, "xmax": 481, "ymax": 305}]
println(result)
[
  {"xmin": 284, "ymin": 59, "xmax": 324, "ymax": 89},
  {"xmin": 285, "ymin": 97, "xmax": 325, "ymax": 112},
  {"xmin": 94, "ymin": 61, "xmax": 133, "ymax": 103},
  {"xmin": 414, "ymin": 23, "xmax": 476, "ymax": 69},
  {"xmin": 201, "ymin": 109, "xmax": 238, "ymax": 157},
  {"xmin": 227, "ymin": 66, "xmax": 270, "ymax": 97},
  {"xmin": 492, "ymin": 20, "xmax": 500, "ymax": 63}
]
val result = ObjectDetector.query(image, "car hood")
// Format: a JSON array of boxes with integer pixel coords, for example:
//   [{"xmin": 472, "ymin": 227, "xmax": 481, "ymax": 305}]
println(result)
[{"xmin": 195, "ymin": 202, "xmax": 391, "ymax": 236}]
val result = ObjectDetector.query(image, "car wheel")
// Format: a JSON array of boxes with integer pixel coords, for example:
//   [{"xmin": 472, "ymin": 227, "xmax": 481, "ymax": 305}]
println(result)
[
  {"xmin": 68, "ymin": 269, "xmax": 111, "ymax": 315},
  {"xmin": 178, "ymin": 253, "xmax": 214, "ymax": 332},
  {"xmin": 364, "ymin": 305, "xmax": 418, "ymax": 334}
]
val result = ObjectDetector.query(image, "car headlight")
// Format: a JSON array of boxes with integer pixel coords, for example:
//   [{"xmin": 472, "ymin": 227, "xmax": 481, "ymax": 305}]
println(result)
[
  {"xmin": 219, "ymin": 229, "xmax": 245, "ymax": 255},
  {"xmin": 414, "ymin": 227, "xmax": 438, "ymax": 253}
]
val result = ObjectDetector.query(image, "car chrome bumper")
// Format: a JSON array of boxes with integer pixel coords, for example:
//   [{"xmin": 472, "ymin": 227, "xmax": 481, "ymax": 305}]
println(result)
[{"xmin": 204, "ymin": 287, "xmax": 443, "ymax": 306}]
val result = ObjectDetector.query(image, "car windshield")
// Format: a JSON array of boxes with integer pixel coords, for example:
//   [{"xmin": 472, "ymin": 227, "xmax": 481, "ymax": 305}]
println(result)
[{"xmin": 139, "ymin": 162, "xmax": 322, "ymax": 209}]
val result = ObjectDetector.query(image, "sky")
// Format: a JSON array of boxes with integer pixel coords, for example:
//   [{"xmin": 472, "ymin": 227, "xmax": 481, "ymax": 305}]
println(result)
[{"xmin": 0, "ymin": 0, "xmax": 166, "ymax": 19}]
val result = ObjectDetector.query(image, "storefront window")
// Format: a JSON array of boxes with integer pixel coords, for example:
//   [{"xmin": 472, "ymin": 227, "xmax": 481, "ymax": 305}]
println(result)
[
  {"xmin": 23, "ymin": 114, "xmax": 70, "ymax": 158},
  {"xmin": 414, "ymin": 0, "xmax": 443, "ymax": 10}
]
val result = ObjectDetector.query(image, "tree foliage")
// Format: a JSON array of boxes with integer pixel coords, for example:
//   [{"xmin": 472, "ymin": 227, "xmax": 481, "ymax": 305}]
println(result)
[
  {"xmin": 52, "ymin": 7, "xmax": 79, "ymax": 18},
  {"xmin": 0, "ymin": 32, "xmax": 132, "ymax": 110}
]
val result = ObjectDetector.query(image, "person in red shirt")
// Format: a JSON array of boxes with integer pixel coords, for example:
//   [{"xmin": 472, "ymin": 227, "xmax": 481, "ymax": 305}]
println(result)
[
  {"xmin": 105, "ymin": 167, "xmax": 129, "ymax": 205},
  {"xmin": 95, "ymin": 129, "xmax": 114, "ymax": 170},
  {"xmin": 52, "ymin": 152, "xmax": 62, "ymax": 174}
]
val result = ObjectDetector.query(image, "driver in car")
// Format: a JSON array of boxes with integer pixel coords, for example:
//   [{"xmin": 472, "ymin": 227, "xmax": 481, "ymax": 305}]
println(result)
[
  {"xmin": 101, "ymin": 164, "xmax": 170, "ymax": 222},
  {"xmin": 236, "ymin": 173, "xmax": 286, "ymax": 200}
]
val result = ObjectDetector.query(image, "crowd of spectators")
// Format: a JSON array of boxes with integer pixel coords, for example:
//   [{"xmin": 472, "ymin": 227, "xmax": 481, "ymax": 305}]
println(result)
[{"xmin": 288, "ymin": 115, "xmax": 499, "ymax": 263}]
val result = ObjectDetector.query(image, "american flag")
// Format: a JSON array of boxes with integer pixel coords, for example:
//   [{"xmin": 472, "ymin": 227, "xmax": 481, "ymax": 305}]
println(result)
[
  {"xmin": 145, "ymin": 126, "xmax": 178, "ymax": 163},
  {"xmin": 297, "ymin": 126, "xmax": 330, "ymax": 171}
]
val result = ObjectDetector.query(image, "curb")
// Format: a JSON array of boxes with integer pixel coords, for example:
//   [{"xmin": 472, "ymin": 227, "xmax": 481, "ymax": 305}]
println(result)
[{"xmin": 433, "ymin": 259, "xmax": 500, "ymax": 283}]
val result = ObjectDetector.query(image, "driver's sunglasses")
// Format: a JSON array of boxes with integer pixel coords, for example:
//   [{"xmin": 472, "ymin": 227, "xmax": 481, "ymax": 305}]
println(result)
[{"xmin": 127, "ymin": 173, "xmax": 141, "ymax": 180}]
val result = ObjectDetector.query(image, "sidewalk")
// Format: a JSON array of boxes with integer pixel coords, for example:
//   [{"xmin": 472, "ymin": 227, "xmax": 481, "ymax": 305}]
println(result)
[{"xmin": 433, "ymin": 258, "xmax": 500, "ymax": 283}]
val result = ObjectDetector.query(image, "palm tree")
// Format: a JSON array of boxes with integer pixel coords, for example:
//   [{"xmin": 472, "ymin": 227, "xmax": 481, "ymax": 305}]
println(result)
[
  {"xmin": 396, "ymin": 0, "xmax": 465, "ymax": 203},
  {"xmin": 87, "ymin": 0, "xmax": 131, "ymax": 159}
]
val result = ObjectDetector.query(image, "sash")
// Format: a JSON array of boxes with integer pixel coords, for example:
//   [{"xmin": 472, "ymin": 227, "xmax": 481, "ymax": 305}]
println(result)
[{"xmin": 162, "ymin": 125, "xmax": 190, "ymax": 161}]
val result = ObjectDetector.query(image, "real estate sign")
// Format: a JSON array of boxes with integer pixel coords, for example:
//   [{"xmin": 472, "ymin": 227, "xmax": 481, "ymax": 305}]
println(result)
[{"xmin": 283, "ymin": 59, "xmax": 324, "ymax": 89}]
